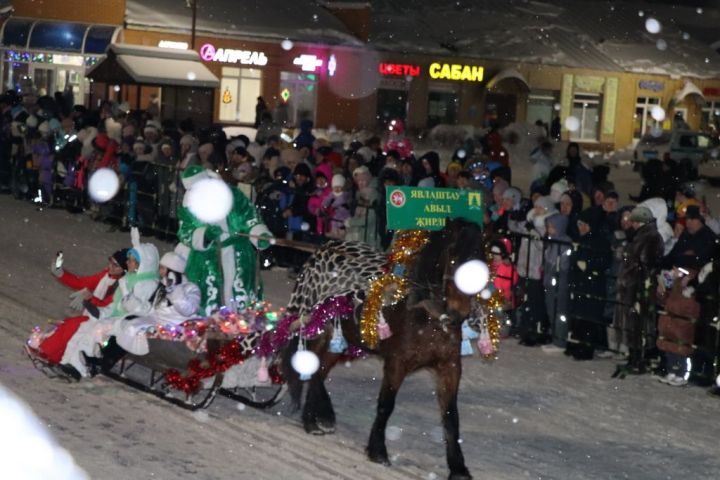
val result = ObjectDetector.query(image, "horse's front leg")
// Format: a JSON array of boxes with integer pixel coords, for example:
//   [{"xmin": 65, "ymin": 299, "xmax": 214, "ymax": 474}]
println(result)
[
  {"xmin": 367, "ymin": 358, "xmax": 405, "ymax": 466},
  {"xmin": 434, "ymin": 360, "xmax": 472, "ymax": 480},
  {"xmin": 303, "ymin": 351, "xmax": 340, "ymax": 434}
]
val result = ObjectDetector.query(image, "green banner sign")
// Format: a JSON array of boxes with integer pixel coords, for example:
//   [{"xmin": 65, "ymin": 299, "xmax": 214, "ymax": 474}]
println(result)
[{"xmin": 386, "ymin": 186, "xmax": 484, "ymax": 230}]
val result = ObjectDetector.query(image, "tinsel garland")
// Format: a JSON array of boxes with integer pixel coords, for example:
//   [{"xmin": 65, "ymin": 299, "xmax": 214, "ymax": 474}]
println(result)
[
  {"xmin": 256, "ymin": 295, "xmax": 354, "ymax": 358},
  {"xmin": 360, "ymin": 230, "xmax": 430, "ymax": 349},
  {"xmin": 162, "ymin": 297, "xmax": 356, "ymax": 395}
]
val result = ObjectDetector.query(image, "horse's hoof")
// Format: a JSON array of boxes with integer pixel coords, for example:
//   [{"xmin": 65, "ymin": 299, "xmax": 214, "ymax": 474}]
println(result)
[
  {"xmin": 366, "ymin": 449, "xmax": 391, "ymax": 466},
  {"xmin": 448, "ymin": 470, "xmax": 473, "ymax": 480},
  {"xmin": 303, "ymin": 423, "xmax": 324, "ymax": 435},
  {"xmin": 317, "ymin": 419, "xmax": 336, "ymax": 434}
]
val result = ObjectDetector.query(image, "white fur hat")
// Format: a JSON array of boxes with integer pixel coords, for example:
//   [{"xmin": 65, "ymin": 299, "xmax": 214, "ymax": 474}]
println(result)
[
  {"xmin": 144, "ymin": 120, "xmax": 161, "ymax": 133},
  {"xmin": 160, "ymin": 251, "xmax": 186, "ymax": 274},
  {"xmin": 331, "ymin": 174, "xmax": 346, "ymax": 188},
  {"xmin": 550, "ymin": 179, "xmax": 569, "ymax": 203}
]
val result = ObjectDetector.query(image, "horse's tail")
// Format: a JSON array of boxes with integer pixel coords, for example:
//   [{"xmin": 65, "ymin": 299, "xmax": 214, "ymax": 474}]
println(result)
[{"xmin": 281, "ymin": 335, "xmax": 303, "ymax": 411}]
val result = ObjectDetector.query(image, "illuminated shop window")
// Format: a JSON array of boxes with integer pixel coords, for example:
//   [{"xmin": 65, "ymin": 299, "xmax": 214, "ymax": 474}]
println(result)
[
  {"xmin": 218, "ymin": 67, "xmax": 262, "ymax": 124},
  {"xmin": 279, "ymin": 72, "xmax": 317, "ymax": 127}
]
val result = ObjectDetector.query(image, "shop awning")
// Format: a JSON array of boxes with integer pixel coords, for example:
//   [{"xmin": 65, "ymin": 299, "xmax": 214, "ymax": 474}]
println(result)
[
  {"xmin": 485, "ymin": 69, "xmax": 530, "ymax": 91},
  {"xmin": 673, "ymin": 80, "xmax": 705, "ymax": 104},
  {"xmin": 0, "ymin": 17, "xmax": 119, "ymax": 54},
  {"xmin": 86, "ymin": 44, "xmax": 219, "ymax": 89}
]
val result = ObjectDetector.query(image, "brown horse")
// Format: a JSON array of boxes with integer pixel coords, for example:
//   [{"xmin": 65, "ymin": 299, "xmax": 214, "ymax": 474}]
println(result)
[{"xmin": 281, "ymin": 219, "xmax": 485, "ymax": 480}]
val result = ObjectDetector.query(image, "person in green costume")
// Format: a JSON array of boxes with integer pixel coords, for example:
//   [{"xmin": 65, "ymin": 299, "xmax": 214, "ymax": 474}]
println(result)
[{"xmin": 178, "ymin": 165, "xmax": 273, "ymax": 316}]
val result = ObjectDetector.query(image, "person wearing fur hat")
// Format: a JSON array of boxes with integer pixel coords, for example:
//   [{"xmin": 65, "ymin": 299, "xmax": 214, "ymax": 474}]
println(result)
[
  {"xmin": 112, "ymin": 244, "xmax": 201, "ymax": 357},
  {"xmin": 177, "ymin": 165, "xmax": 273, "ymax": 315},
  {"xmin": 32, "ymin": 249, "xmax": 129, "ymax": 369},
  {"xmin": 59, "ymin": 227, "xmax": 160, "ymax": 377}
]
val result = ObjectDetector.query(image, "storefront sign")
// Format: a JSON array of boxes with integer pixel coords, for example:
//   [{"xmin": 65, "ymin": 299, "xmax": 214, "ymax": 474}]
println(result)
[
  {"xmin": 293, "ymin": 54, "xmax": 323, "ymax": 72},
  {"xmin": 703, "ymin": 87, "xmax": 720, "ymax": 97},
  {"xmin": 158, "ymin": 40, "xmax": 189, "ymax": 50},
  {"xmin": 386, "ymin": 186, "xmax": 484, "ymax": 230},
  {"xmin": 199, "ymin": 43, "xmax": 268, "ymax": 66},
  {"xmin": 428, "ymin": 63, "xmax": 484, "ymax": 82},
  {"xmin": 379, "ymin": 63, "xmax": 421, "ymax": 77},
  {"xmin": 639, "ymin": 80, "xmax": 664, "ymax": 92}
]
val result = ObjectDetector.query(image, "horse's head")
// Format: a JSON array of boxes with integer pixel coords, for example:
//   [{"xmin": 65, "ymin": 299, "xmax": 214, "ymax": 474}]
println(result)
[
  {"xmin": 408, "ymin": 218, "xmax": 486, "ymax": 320},
  {"xmin": 441, "ymin": 218, "xmax": 486, "ymax": 318}
]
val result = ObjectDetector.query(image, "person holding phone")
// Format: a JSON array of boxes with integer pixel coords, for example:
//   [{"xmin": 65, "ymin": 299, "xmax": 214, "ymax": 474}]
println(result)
[{"xmin": 35, "ymin": 249, "xmax": 129, "ymax": 366}]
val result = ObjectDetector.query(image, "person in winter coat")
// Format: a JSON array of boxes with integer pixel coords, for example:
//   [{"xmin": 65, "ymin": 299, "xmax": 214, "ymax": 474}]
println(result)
[
  {"xmin": 612, "ymin": 206, "xmax": 664, "ymax": 375},
  {"xmin": 113, "ymin": 246, "xmax": 201, "ymax": 356},
  {"xmin": 509, "ymin": 195, "xmax": 558, "ymax": 344},
  {"xmin": 566, "ymin": 142, "xmax": 593, "ymax": 196},
  {"xmin": 33, "ymin": 249, "xmax": 129, "ymax": 367},
  {"xmin": 661, "ymin": 205, "xmax": 718, "ymax": 271},
  {"xmin": 320, "ymin": 174, "xmax": 351, "ymax": 240},
  {"xmin": 383, "ymin": 119, "xmax": 413, "ymax": 159},
  {"xmin": 639, "ymin": 197, "xmax": 674, "ymax": 254},
  {"xmin": 566, "ymin": 208, "xmax": 612, "ymax": 360},
  {"xmin": 60, "ymin": 228, "xmax": 160, "ymax": 377},
  {"xmin": 307, "ymin": 171, "xmax": 332, "ymax": 235},
  {"xmin": 490, "ymin": 238, "xmax": 519, "ymax": 309},
  {"xmin": 605, "ymin": 206, "xmax": 634, "ymax": 355},
  {"xmin": 178, "ymin": 166, "xmax": 273, "ymax": 314},
  {"xmin": 293, "ymin": 119, "xmax": 315, "ymax": 150},
  {"xmin": 345, "ymin": 165, "xmax": 380, "ymax": 248},
  {"xmin": 530, "ymin": 141, "xmax": 553, "ymax": 185},
  {"xmin": 418, "ymin": 151, "xmax": 445, "ymax": 188},
  {"xmin": 488, "ymin": 178, "xmax": 510, "ymax": 232},
  {"xmin": 559, "ymin": 190, "xmax": 583, "ymax": 240},
  {"xmin": 542, "ymin": 213, "xmax": 572, "ymax": 351},
  {"xmin": 283, "ymin": 163, "xmax": 315, "ymax": 237}
]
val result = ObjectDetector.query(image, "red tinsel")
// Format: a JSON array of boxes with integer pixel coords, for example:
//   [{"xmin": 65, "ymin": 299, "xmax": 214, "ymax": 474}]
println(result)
[{"xmin": 164, "ymin": 337, "xmax": 250, "ymax": 394}]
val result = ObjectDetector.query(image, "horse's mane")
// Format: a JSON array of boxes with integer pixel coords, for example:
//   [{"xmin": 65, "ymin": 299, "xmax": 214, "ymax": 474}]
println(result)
[{"xmin": 406, "ymin": 219, "xmax": 484, "ymax": 302}]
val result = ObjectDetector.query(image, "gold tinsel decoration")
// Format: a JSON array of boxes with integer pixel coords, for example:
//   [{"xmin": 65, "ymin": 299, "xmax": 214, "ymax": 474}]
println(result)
[
  {"xmin": 360, "ymin": 230, "xmax": 431, "ymax": 348},
  {"xmin": 475, "ymin": 290, "xmax": 504, "ymax": 360}
]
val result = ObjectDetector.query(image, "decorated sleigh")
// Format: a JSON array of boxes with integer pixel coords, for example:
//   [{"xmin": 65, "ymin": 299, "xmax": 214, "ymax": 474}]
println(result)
[{"xmin": 26, "ymin": 305, "xmax": 289, "ymax": 411}]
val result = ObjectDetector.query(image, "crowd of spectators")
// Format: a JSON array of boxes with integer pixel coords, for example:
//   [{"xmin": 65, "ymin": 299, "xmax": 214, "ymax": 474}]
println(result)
[{"xmin": 1, "ymin": 89, "xmax": 719, "ymax": 390}]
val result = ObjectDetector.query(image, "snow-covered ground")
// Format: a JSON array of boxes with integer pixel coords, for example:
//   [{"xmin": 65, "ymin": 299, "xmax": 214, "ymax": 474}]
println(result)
[{"xmin": 1, "ymin": 194, "xmax": 720, "ymax": 480}]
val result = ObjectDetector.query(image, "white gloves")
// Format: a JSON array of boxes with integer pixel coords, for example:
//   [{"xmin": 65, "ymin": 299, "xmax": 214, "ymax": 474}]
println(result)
[
  {"xmin": 576, "ymin": 260, "xmax": 587, "ymax": 272},
  {"xmin": 69, "ymin": 288, "xmax": 91, "ymax": 311}
]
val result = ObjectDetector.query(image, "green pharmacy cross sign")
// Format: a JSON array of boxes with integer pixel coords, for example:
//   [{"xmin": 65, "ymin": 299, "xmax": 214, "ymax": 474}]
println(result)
[{"xmin": 386, "ymin": 186, "xmax": 484, "ymax": 230}]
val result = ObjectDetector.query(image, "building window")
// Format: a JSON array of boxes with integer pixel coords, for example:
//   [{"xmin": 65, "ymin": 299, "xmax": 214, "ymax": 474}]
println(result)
[
  {"xmin": 527, "ymin": 90, "xmax": 559, "ymax": 128},
  {"xmin": 633, "ymin": 96, "xmax": 661, "ymax": 139},
  {"xmin": 571, "ymin": 93, "xmax": 601, "ymax": 141},
  {"xmin": 376, "ymin": 88, "xmax": 407, "ymax": 128},
  {"xmin": 279, "ymin": 72, "xmax": 318, "ymax": 127},
  {"xmin": 701, "ymin": 100, "xmax": 720, "ymax": 133},
  {"xmin": 218, "ymin": 67, "xmax": 262, "ymax": 124}
]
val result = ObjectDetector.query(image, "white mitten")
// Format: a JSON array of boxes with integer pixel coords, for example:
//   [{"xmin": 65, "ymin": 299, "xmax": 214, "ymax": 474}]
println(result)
[
  {"xmin": 50, "ymin": 254, "xmax": 64, "ymax": 277},
  {"xmin": 576, "ymin": 260, "xmax": 587, "ymax": 272},
  {"xmin": 698, "ymin": 262, "xmax": 713, "ymax": 284},
  {"xmin": 69, "ymin": 288, "xmax": 90, "ymax": 311}
]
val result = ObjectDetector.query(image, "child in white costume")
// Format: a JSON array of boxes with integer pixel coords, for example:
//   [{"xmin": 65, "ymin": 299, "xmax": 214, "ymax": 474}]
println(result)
[
  {"xmin": 115, "ymin": 245, "xmax": 201, "ymax": 355},
  {"xmin": 61, "ymin": 228, "xmax": 159, "ymax": 377}
]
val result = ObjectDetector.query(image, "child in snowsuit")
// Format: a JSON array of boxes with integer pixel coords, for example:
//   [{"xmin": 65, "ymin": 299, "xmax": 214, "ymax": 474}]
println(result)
[{"xmin": 320, "ymin": 174, "xmax": 351, "ymax": 240}]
